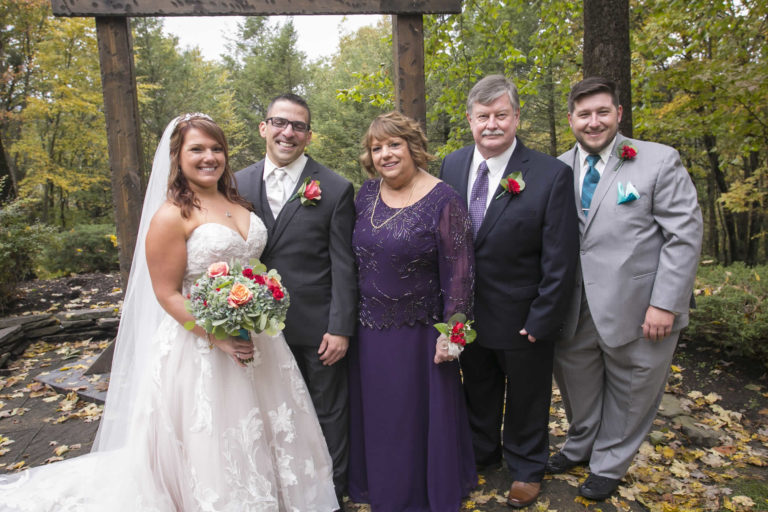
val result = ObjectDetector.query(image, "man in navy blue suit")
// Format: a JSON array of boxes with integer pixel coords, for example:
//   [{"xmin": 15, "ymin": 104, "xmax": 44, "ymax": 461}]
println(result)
[{"xmin": 440, "ymin": 75, "xmax": 579, "ymax": 508}]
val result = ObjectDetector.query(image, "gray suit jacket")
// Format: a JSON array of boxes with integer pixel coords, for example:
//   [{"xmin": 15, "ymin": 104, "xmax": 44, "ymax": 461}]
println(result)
[
  {"xmin": 559, "ymin": 135, "xmax": 703, "ymax": 347},
  {"xmin": 235, "ymin": 157, "xmax": 358, "ymax": 347}
]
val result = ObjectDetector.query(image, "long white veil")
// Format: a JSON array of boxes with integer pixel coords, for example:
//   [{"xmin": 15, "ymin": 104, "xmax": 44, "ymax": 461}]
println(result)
[{"xmin": 92, "ymin": 117, "xmax": 179, "ymax": 451}]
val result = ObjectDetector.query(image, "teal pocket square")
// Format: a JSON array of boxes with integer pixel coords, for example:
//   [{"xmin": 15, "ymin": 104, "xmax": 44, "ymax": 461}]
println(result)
[{"xmin": 617, "ymin": 181, "xmax": 639, "ymax": 204}]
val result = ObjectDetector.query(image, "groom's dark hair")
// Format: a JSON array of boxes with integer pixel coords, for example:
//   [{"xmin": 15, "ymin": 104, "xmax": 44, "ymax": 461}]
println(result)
[
  {"xmin": 266, "ymin": 93, "xmax": 311, "ymax": 127},
  {"xmin": 568, "ymin": 77, "xmax": 620, "ymax": 113}
]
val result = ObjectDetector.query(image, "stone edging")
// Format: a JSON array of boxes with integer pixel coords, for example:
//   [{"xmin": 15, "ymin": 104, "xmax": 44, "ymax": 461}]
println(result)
[{"xmin": 0, "ymin": 307, "xmax": 119, "ymax": 369}]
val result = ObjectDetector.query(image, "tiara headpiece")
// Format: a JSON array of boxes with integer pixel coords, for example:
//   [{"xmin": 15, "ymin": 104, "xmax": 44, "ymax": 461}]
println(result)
[{"xmin": 179, "ymin": 112, "xmax": 213, "ymax": 123}]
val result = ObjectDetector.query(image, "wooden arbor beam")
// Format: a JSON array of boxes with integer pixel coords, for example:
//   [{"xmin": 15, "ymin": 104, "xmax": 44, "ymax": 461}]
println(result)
[
  {"xmin": 95, "ymin": 17, "xmax": 143, "ymax": 286},
  {"xmin": 393, "ymin": 15, "xmax": 426, "ymax": 129}
]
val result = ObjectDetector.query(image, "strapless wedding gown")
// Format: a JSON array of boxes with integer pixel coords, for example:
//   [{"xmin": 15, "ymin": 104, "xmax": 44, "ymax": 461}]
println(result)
[{"xmin": 0, "ymin": 214, "xmax": 338, "ymax": 512}]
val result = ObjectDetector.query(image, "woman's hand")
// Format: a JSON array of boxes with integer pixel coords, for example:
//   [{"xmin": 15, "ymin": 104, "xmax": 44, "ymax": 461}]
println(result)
[
  {"xmin": 211, "ymin": 335, "xmax": 255, "ymax": 367},
  {"xmin": 434, "ymin": 334, "xmax": 461, "ymax": 364}
]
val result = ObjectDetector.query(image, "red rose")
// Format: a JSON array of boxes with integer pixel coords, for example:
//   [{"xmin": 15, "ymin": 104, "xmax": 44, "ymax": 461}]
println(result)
[
  {"xmin": 507, "ymin": 178, "xmax": 521, "ymax": 194},
  {"xmin": 450, "ymin": 333, "xmax": 466, "ymax": 346},
  {"xmin": 304, "ymin": 180, "xmax": 322, "ymax": 201},
  {"xmin": 621, "ymin": 146, "xmax": 637, "ymax": 159},
  {"xmin": 253, "ymin": 274, "xmax": 266, "ymax": 285},
  {"xmin": 452, "ymin": 322, "xmax": 464, "ymax": 334},
  {"xmin": 203, "ymin": 300, "xmax": 208, "ymax": 307},
  {"xmin": 242, "ymin": 268, "xmax": 254, "ymax": 279},
  {"xmin": 272, "ymin": 287, "xmax": 285, "ymax": 300}
]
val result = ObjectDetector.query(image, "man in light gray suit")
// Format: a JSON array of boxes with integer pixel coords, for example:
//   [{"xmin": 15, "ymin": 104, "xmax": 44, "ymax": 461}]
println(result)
[
  {"xmin": 236, "ymin": 94, "xmax": 357, "ymax": 506},
  {"xmin": 547, "ymin": 77, "xmax": 703, "ymax": 500}
]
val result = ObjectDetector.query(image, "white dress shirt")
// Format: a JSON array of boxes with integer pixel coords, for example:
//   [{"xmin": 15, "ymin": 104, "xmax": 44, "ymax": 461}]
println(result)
[
  {"xmin": 576, "ymin": 137, "xmax": 617, "ymax": 196},
  {"xmin": 263, "ymin": 154, "xmax": 308, "ymax": 217}
]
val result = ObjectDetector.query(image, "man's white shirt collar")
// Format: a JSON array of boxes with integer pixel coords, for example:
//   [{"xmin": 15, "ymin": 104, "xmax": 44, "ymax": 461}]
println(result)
[
  {"xmin": 577, "ymin": 136, "xmax": 616, "ymax": 176},
  {"xmin": 263, "ymin": 154, "xmax": 308, "ymax": 188}
]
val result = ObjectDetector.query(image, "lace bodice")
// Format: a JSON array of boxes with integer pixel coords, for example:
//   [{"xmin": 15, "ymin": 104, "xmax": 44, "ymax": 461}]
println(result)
[
  {"xmin": 183, "ymin": 213, "xmax": 268, "ymax": 292},
  {"xmin": 353, "ymin": 180, "xmax": 475, "ymax": 329}
]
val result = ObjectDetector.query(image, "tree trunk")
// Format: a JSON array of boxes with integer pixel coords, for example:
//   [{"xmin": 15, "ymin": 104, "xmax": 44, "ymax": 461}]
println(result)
[
  {"xmin": 703, "ymin": 133, "xmax": 737, "ymax": 264},
  {"xmin": 544, "ymin": 65, "xmax": 558, "ymax": 156},
  {"xmin": 0, "ymin": 135, "xmax": 17, "ymax": 204},
  {"xmin": 583, "ymin": 0, "xmax": 632, "ymax": 137},
  {"xmin": 706, "ymin": 165, "xmax": 719, "ymax": 260}
]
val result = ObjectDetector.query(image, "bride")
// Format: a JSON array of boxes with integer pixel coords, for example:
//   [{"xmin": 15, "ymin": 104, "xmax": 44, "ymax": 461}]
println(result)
[{"xmin": 0, "ymin": 114, "xmax": 338, "ymax": 511}]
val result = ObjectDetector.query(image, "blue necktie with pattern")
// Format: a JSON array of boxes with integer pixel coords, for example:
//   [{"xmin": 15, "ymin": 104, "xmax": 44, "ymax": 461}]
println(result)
[
  {"xmin": 581, "ymin": 154, "xmax": 601, "ymax": 216},
  {"xmin": 469, "ymin": 161, "xmax": 489, "ymax": 235}
]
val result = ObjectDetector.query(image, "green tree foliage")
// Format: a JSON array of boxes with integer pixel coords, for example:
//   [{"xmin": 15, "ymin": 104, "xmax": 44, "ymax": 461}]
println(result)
[
  {"xmin": 0, "ymin": 198, "xmax": 54, "ymax": 311},
  {"xmin": 0, "ymin": 0, "xmax": 50, "ymax": 203},
  {"xmin": 632, "ymin": 0, "xmax": 768, "ymax": 264},
  {"xmin": 308, "ymin": 20, "xmax": 392, "ymax": 186},
  {"xmin": 12, "ymin": 17, "xmax": 109, "ymax": 227}
]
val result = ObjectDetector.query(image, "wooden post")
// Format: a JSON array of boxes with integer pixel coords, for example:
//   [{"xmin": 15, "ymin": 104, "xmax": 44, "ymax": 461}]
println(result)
[
  {"xmin": 392, "ymin": 15, "xmax": 426, "ymax": 128},
  {"xmin": 95, "ymin": 17, "xmax": 143, "ymax": 287}
]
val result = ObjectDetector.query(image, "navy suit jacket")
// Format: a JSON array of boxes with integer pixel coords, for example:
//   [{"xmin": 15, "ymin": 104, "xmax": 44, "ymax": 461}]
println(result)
[
  {"xmin": 235, "ymin": 157, "xmax": 358, "ymax": 347},
  {"xmin": 440, "ymin": 140, "xmax": 579, "ymax": 348}
]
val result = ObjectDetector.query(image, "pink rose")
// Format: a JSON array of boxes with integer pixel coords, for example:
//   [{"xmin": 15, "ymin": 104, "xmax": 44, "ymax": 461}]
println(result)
[
  {"xmin": 304, "ymin": 180, "xmax": 322, "ymax": 201},
  {"xmin": 227, "ymin": 283, "xmax": 253, "ymax": 308},
  {"xmin": 207, "ymin": 262, "xmax": 229, "ymax": 278}
]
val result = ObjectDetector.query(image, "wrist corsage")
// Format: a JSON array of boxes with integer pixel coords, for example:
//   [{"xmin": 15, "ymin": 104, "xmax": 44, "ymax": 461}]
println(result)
[
  {"xmin": 434, "ymin": 313, "xmax": 477, "ymax": 358},
  {"xmin": 290, "ymin": 177, "xmax": 322, "ymax": 206}
]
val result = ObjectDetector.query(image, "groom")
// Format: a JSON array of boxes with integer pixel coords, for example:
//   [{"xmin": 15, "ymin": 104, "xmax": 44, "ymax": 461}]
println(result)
[{"xmin": 236, "ymin": 93, "xmax": 358, "ymax": 503}]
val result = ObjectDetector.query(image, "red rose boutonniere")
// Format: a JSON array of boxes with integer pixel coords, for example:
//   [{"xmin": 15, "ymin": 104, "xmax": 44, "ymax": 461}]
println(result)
[
  {"xmin": 615, "ymin": 142, "xmax": 638, "ymax": 171},
  {"xmin": 495, "ymin": 172, "xmax": 526, "ymax": 200},
  {"xmin": 290, "ymin": 177, "xmax": 322, "ymax": 206}
]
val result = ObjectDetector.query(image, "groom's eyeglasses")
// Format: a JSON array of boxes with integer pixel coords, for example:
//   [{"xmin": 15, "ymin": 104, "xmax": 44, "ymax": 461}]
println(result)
[{"xmin": 266, "ymin": 117, "xmax": 310, "ymax": 133}]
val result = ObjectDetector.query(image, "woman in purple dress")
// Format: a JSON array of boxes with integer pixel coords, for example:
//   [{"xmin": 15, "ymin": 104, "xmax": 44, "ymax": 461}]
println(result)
[{"xmin": 348, "ymin": 111, "xmax": 477, "ymax": 511}]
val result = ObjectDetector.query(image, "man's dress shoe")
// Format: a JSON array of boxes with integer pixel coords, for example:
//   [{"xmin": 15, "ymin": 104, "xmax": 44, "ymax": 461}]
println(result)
[
  {"xmin": 506, "ymin": 481, "xmax": 540, "ymax": 508},
  {"xmin": 579, "ymin": 473, "xmax": 620, "ymax": 501}
]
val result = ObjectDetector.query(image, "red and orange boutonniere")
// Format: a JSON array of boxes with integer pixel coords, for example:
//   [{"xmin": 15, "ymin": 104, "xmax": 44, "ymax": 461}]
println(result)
[
  {"xmin": 615, "ymin": 142, "xmax": 638, "ymax": 171},
  {"xmin": 495, "ymin": 172, "xmax": 526, "ymax": 199},
  {"xmin": 290, "ymin": 177, "xmax": 322, "ymax": 206}
]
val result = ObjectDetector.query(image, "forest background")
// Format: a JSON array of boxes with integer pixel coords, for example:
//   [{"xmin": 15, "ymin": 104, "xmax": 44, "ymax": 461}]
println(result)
[{"xmin": 1, "ymin": 0, "xmax": 767, "ymax": 363}]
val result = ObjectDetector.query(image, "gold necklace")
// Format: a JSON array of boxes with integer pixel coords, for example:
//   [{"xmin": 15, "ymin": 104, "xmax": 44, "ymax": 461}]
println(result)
[{"xmin": 370, "ymin": 176, "xmax": 417, "ymax": 229}]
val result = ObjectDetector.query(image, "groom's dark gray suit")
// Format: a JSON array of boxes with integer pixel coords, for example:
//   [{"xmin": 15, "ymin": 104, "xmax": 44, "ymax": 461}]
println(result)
[{"xmin": 236, "ymin": 156, "xmax": 357, "ymax": 495}]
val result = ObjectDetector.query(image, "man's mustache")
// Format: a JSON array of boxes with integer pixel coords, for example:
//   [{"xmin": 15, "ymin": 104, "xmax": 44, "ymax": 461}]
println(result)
[{"xmin": 482, "ymin": 129, "xmax": 505, "ymax": 137}]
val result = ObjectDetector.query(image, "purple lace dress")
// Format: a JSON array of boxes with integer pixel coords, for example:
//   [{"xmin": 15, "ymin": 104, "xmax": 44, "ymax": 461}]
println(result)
[{"xmin": 349, "ymin": 179, "xmax": 477, "ymax": 512}]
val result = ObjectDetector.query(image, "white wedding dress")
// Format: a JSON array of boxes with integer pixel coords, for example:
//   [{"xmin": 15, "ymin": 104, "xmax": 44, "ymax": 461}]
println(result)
[{"xmin": 0, "ymin": 213, "xmax": 338, "ymax": 512}]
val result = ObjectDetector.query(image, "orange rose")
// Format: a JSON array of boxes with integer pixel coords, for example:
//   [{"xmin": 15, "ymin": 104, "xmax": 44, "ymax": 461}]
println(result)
[
  {"xmin": 227, "ymin": 282, "xmax": 253, "ymax": 308},
  {"xmin": 207, "ymin": 262, "xmax": 229, "ymax": 278}
]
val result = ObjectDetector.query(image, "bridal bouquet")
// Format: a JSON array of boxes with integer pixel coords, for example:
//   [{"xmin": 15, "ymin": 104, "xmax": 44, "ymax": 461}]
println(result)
[
  {"xmin": 184, "ymin": 259, "xmax": 290, "ymax": 351},
  {"xmin": 434, "ymin": 313, "xmax": 477, "ymax": 358}
]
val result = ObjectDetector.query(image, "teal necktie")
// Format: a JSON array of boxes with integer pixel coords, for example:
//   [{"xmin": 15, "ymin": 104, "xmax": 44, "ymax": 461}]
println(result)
[{"xmin": 581, "ymin": 154, "xmax": 601, "ymax": 216}]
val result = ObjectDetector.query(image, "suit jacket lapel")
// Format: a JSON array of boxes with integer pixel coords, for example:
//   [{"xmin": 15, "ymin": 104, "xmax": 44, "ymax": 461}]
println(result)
[
  {"xmin": 565, "ymin": 145, "xmax": 587, "ymax": 234},
  {"xmin": 248, "ymin": 162, "xmax": 275, "ymax": 229},
  {"xmin": 454, "ymin": 148, "xmax": 473, "ymax": 207},
  {"xmin": 267, "ymin": 156, "xmax": 316, "ymax": 249},
  {"xmin": 475, "ymin": 141, "xmax": 528, "ymax": 246},
  {"xmin": 583, "ymin": 136, "xmax": 624, "ymax": 232}
]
